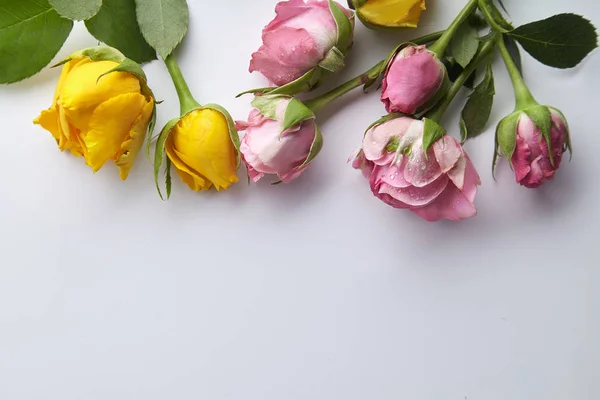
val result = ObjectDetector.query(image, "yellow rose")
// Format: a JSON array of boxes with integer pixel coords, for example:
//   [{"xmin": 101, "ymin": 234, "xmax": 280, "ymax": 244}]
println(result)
[
  {"xmin": 352, "ymin": 0, "xmax": 426, "ymax": 29},
  {"xmin": 165, "ymin": 108, "xmax": 239, "ymax": 192},
  {"xmin": 34, "ymin": 47, "xmax": 155, "ymax": 180}
]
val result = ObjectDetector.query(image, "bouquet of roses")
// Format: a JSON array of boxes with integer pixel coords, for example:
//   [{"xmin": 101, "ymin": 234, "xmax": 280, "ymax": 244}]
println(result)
[{"xmin": 2, "ymin": 0, "xmax": 596, "ymax": 223}]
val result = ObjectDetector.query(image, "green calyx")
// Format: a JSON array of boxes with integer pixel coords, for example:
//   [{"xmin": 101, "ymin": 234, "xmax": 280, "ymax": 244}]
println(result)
[{"xmin": 251, "ymin": 95, "xmax": 316, "ymax": 133}]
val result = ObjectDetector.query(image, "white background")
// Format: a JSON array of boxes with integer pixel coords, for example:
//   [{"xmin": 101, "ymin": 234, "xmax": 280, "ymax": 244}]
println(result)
[{"xmin": 1, "ymin": 0, "xmax": 599, "ymax": 399}]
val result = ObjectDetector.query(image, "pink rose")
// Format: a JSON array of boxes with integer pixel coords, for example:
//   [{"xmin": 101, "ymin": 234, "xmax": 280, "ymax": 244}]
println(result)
[
  {"xmin": 237, "ymin": 96, "xmax": 320, "ymax": 183},
  {"xmin": 381, "ymin": 45, "xmax": 447, "ymax": 114},
  {"xmin": 511, "ymin": 109, "xmax": 568, "ymax": 188},
  {"xmin": 249, "ymin": 0, "xmax": 353, "ymax": 86},
  {"xmin": 352, "ymin": 117, "xmax": 481, "ymax": 222}
]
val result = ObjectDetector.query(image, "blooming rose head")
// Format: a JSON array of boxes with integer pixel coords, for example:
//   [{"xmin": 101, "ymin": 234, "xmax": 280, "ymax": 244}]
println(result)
[
  {"xmin": 249, "ymin": 0, "xmax": 354, "ymax": 90},
  {"xmin": 237, "ymin": 95, "xmax": 322, "ymax": 183},
  {"xmin": 352, "ymin": 116, "xmax": 481, "ymax": 222},
  {"xmin": 34, "ymin": 46, "xmax": 155, "ymax": 180},
  {"xmin": 162, "ymin": 106, "xmax": 240, "ymax": 194},
  {"xmin": 349, "ymin": 0, "xmax": 426, "ymax": 29},
  {"xmin": 496, "ymin": 106, "xmax": 570, "ymax": 188},
  {"xmin": 381, "ymin": 45, "xmax": 447, "ymax": 115}
]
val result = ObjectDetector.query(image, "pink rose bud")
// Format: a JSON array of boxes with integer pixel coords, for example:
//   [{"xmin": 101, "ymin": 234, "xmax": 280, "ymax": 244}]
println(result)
[
  {"xmin": 249, "ymin": 0, "xmax": 354, "ymax": 88},
  {"xmin": 352, "ymin": 116, "xmax": 481, "ymax": 222},
  {"xmin": 496, "ymin": 106, "xmax": 570, "ymax": 189},
  {"xmin": 237, "ymin": 95, "xmax": 322, "ymax": 183},
  {"xmin": 381, "ymin": 45, "xmax": 447, "ymax": 115}
]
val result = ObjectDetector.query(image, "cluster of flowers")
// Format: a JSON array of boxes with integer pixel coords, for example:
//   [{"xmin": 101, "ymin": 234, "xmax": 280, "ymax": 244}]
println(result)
[{"xmin": 34, "ymin": 0, "xmax": 585, "ymax": 222}]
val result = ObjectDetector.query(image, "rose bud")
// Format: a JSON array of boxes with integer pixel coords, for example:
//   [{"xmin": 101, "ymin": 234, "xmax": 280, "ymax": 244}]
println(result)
[
  {"xmin": 381, "ymin": 45, "xmax": 448, "ymax": 115},
  {"xmin": 249, "ymin": 0, "xmax": 355, "ymax": 93},
  {"xmin": 495, "ymin": 106, "xmax": 570, "ymax": 188},
  {"xmin": 352, "ymin": 116, "xmax": 481, "ymax": 222},
  {"xmin": 163, "ymin": 106, "xmax": 240, "ymax": 193},
  {"xmin": 349, "ymin": 0, "xmax": 426, "ymax": 30},
  {"xmin": 34, "ymin": 46, "xmax": 156, "ymax": 180},
  {"xmin": 237, "ymin": 95, "xmax": 322, "ymax": 183}
]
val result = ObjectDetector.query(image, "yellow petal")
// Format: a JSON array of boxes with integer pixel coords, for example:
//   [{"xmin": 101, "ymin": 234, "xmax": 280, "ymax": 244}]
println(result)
[
  {"xmin": 34, "ymin": 108, "xmax": 61, "ymax": 143},
  {"xmin": 59, "ymin": 60, "xmax": 141, "ymax": 112},
  {"xmin": 115, "ymin": 99, "xmax": 155, "ymax": 180},
  {"xmin": 53, "ymin": 57, "xmax": 89, "ymax": 104},
  {"xmin": 83, "ymin": 93, "xmax": 146, "ymax": 172},
  {"xmin": 165, "ymin": 134, "xmax": 213, "ymax": 192},
  {"xmin": 170, "ymin": 109, "xmax": 238, "ymax": 191},
  {"xmin": 58, "ymin": 105, "xmax": 84, "ymax": 156},
  {"xmin": 359, "ymin": 0, "xmax": 426, "ymax": 28}
]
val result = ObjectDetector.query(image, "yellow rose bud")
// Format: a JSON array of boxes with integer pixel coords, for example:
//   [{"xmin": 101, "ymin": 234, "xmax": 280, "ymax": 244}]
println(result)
[
  {"xmin": 165, "ymin": 108, "xmax": 239, "ymax": 192},
  {"xmin": 34, "ymin": 47, "xmax": 155, "ymax": 180},
  {"xmin": 352, "ymin": 0, "xmax": 426, "ymax": 29}
]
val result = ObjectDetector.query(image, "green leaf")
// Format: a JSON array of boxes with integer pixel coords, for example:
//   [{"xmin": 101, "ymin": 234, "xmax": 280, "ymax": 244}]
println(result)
[
  {"xmin": 202, "ymin": 103, "xmax": 242, "ymax": 169},
  {"xmin": 496, "ymin": 112, "xmax": 520, "ymax": 164},
  {"xmin": 450, "ymin": 21, "xmax": 480, "ymax": 68},
  {"xmin": 49, "ymin": 0, "xmax": 101, "ymax": 20},
  {"xmin": 134, "ymin": 0, "xmax": 189, "ymax": 59},
  {"xmin": 282, "ymin": 98, "xmax": 315, "ymax": 133},
  {"xmin": 329, "ymin": 0, "xmax": 354, "ymax": 53},
  {"xmin": 460, "ymin": 58, "xmax": 495, "ymax": 142},
  {"xmin": 509, "ymin": 13, "xmax": 598, "ymax": 69},
  {"xmin": 154, "ymin": 118, "xmax": 179, "ymax": 200},
  {"xmin": 422, "ymin": 118, "xmax": 446, "ymax": 155},
  {"xmin": 445, "ymin": 59, "xmax": 476, "ymax": 89},
  {"xmin": 0, "ymin": 0, "xmax": 73, "ymax": 84},
  {"xmin": 85, "ymin": 0, "xmax": 156, "ymax": 63}
]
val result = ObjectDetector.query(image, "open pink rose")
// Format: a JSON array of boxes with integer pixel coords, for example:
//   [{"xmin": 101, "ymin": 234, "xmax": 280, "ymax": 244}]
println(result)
[
  {"xmin": 381, "ymin": 45, "xmax": 447, "ymax": 114},
  {"xmin": 237, "ymin": 97, "xmax": 318, "ymax": 183},
  {"xmin": 352, "ymin": 117, "xmax": 481, "ymax": 222},
  {"xmin": 249, "ymin": 0, "xmax": 351, "ymax": 86}
]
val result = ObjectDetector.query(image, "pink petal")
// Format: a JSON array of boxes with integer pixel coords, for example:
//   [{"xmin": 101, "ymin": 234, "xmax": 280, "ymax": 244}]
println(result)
[
  {"xmin": 249, "ymin": 27, "xmax": 321, "ymax": 86},
  {"xmin": 377, "ymin": 175, "xmax": 449, "ymax": 207},
  {"xmin": 403, "ymin": 141, "xmax": 442, "ymax": 187},
  {"xmin": 373, "ymin": 158, "xmax": 411, "ymax": 188},
  {"xmin": 381, "ymin": 47, "xmax": 445, "ymax": 114},
  {"xmin": 433, "ymin": 136, "xmax": 461, "ymax": 173},
  {"xmin": 410, "ymin": 183, "xmax": 477, "ymax": 222},
  {"xmin": 362, "ymin": 117, "xmax": 422, "ymax": 162},
  {"xmin": 512, "ymin": 135, "xmax": 533, "ymax": 184}
]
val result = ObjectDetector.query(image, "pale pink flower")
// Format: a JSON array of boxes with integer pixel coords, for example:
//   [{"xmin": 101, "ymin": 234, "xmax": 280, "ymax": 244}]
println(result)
[
  {"xmin": 237, "ymin": 97, "xmax": 318, "ymax": 183},
  {"xmin": 352, "ymin": 117, "xmax": 481, "ymax": 222},
  {"xmin": 249, "ymin": 0, "xmax": 351, "ymax": 86}
]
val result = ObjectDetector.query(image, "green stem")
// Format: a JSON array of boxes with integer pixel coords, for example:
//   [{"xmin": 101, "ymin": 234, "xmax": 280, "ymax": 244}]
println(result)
[
  {"xmin": 496, "ymin": 34, "xmax": 538, "ymax": 110},
  {"xmin": 304, "ymin": 30, "xmax": 445, "ymax": 112},
  {"xmin": 426, "ymin": 38, "xmax": 497, "ymax": 123},
  {"xmin": 428, "ymin": 0, "xmax": 479, "ymax": 58},
  {"xmin": 164, "ymin": 54, "xmax": 201, "ymax": 116},
  {"xmin": 304, "ymin": 61, "xmax": 384, "ymax": 112}
]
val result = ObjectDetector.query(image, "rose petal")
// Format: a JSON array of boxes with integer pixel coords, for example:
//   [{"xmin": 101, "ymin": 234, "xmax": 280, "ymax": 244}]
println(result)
[
  {"xmin": 377, "ymin": 175, "xmax": 449, "ymax": 207},
  {"xmin": 411, "ymin": 183, "xmax": 477, "ymax": 222}
]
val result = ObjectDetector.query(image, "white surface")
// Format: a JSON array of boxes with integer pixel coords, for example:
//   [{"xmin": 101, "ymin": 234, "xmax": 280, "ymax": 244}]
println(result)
[{"xmin": 1, "ymin": 0, "xmax": 599, "ymax": 399}]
